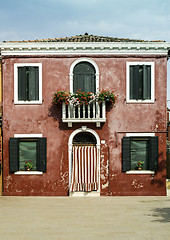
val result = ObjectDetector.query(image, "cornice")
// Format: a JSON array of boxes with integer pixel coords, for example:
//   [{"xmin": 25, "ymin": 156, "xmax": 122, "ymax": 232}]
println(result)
[{"xmin": 0, "ymin": 41, "xmax": 170, "ymax": 56}]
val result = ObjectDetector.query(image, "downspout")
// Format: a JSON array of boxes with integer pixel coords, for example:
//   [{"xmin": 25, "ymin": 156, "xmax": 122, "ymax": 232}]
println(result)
[{"xmin": 0, "ymin": 53, "xmax": 2, "ymax": 195}]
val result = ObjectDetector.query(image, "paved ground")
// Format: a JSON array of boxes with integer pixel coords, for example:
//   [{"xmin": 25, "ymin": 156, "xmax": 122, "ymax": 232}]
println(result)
[{"xmin": 0, "ymin": 196, "xmax": 170, "ymax": 240}]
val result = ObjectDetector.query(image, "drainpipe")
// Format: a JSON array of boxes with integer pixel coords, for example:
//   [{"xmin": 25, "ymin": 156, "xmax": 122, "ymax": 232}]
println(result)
[{"xmin": 0, "ymin": 53, "xmax": 2, "ymax": 195}]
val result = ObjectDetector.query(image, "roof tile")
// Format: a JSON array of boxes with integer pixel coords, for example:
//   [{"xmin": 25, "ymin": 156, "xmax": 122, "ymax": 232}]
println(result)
[{"xmin": 3, "ymin": 33, "xmax": 165, "ymax": 43}]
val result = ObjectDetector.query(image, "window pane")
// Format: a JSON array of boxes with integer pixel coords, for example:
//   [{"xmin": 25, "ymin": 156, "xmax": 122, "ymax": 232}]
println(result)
[
  {"xmin": 19, "ymin": 141, "xmax": 37, "ymax": 170},
  {"xmin": 131, "ymin": 140, "xmax": 149, "ymax": 170}
]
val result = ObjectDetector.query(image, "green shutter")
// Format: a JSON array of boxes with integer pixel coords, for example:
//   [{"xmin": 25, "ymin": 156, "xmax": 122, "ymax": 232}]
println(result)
[
  {"xmin": 143, "ymin": 65, "xmax": 151, "ymax": 100},
  {"xmin": 130, "ymin": 65, "xmax": 139, "ymax": 100},
  {"xmin": 122, "ymin": 137, "xmax": 131, "ymax": 171},
  {"xmin": 149, "ymin": 136, "xmax": 158, "ymax": 171},
  {"xmin": 74, "ymin": 74, "xmax": 84, "ymax": 92},
  {"xmin": 28, "ymin": 67, "xmax": 39, "ymax": 101},
  {"xmin": 18, "ymin": 67, "xmax": 27, "ymax": 101},
  {"xmin": 37, "ymin": 138, "xmax": 47, "ymax": 172},
  {"xmin": 133, "ymin": 65, "xmax": 139, "ymax": 99},
  {"xmin": 9, "ymin": 138, "xmax": 19, "ymax": 172}
]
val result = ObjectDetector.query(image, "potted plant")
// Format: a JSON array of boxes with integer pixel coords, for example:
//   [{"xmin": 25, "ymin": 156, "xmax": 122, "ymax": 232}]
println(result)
[
  {"xmin": 137, "ymin": 161, "xmax": 144, "ymax": 170},
  {"xmin": 53, "ymin": 89, "xmax": 117, "ymax": 106},
  {"xmin": 25, "ymin": 160, "xmax": 33, "ymax": 171}
]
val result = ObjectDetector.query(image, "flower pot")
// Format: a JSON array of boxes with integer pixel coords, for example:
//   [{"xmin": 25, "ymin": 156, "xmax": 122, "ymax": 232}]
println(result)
[
  {"xmin": 25, "ymin": 167, "xmax": 31, "ymax": 171},
  {"xmin": 138, "ymin": 167, "xmax": 142, "ymax": 170}
]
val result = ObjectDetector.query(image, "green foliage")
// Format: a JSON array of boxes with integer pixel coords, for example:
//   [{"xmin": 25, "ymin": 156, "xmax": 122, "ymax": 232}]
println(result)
[{"xmin": 53, "ymin": 89, "xmax": 118, "ymax": 106}]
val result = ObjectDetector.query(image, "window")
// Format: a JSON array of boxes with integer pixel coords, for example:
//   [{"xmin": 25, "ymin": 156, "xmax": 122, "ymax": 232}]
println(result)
[
  {"xmin": 9, "ymin": 135, "xmax": 46, "ymax": 172},
  {"xmin": 73, "ymin": 132, "xmax": 97, "ymax": 145},
  {"xmin": 126, "ymin": 62, "xmax": 154, "ymax": 103},
  {"xmin": 73, "ymin": 62, "xmax": 96, "ymax": 93},
  {"xmin": 122, "ymin": 136, "xmax": 158, "ymax": 172},
  {"xmin": 69, "ymin": 58, "xmax": 99, "ymax": 94},
  {"xmin": 14, "ymin": 63, "xmax": 42, "ymax": 104}
]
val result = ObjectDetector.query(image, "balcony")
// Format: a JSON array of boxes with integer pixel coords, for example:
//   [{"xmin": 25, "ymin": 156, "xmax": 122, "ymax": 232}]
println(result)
[{"xmin": 62, "ymin": 102, "xmax": 106, "ymax": 127}]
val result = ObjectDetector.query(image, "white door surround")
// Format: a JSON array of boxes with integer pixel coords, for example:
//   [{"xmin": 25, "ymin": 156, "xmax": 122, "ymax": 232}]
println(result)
[{"xmin": 68, "ymin": 126, "xmax": 100, "ymax": 196}]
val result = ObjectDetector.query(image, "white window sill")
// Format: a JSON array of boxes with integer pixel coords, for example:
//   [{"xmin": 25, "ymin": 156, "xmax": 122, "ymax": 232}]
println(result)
[
  {"xmin": 126, "ymin": 100, "xmax": 154, "ymax": 104},
  {"xmin": 14, "ymin": 171, "xmax": 43, "ymax": 175},
  {"xmin": 14, "ymin": 101, "xmax": 42, "ymax": 105},
  {"xmin": 126, "ymin": 170, "xmax": 155, "ymax": 175}
]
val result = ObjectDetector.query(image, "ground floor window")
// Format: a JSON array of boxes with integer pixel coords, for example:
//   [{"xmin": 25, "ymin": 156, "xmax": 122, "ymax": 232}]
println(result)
[
  {"xmin": 19, "ymin": 140, "xmax": 37, "ymax": 171},
  {"xmin": 122, "ymin": 136, "xmax": 158, "ymax": 171},
  {"xmin": 9, "ymin": 137, "xmax": 47, "ymax": 172}
]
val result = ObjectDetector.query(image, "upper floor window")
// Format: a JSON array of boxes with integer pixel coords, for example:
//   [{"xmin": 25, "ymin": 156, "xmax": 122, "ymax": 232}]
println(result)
[
  {"xmin": 14, "ymin": 63, "xmax": 42, "ymax": 104},
  {"xmin": 70, "ymin": 58, "xmax": 99, "ymax": 94},
  {"xmin": 126, "ymin": 62, "xmax": 155, "ymax": 103},
  {"xmin": 73, "ymin": 62, "xmax": 96, "ymax": 93}
]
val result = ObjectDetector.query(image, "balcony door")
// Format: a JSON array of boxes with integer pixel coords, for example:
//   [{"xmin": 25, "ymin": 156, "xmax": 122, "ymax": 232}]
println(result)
[
  {"xmin": 73, "ymin": 62, "xmax": 96, "ymax": 93},
  {"xmin": 70, "ymin": 132, "xmax": 99, "ymax": 194}
]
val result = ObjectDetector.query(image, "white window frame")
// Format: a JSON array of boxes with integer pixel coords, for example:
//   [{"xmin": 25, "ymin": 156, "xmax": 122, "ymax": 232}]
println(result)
[
  {"xmin": 14, "ymin": 134, "xmax": 43, "ymax": 175},
  {"xmin": 126, "ymin": 132, "xmax": 155, "ymax": 174},
  {"xmin": 126, "ymin": 62, "xmax": 155, "ymax": 103},
  {"xmin": 14, "ymin": 63, "xmax": 42, "ymax": 104}
]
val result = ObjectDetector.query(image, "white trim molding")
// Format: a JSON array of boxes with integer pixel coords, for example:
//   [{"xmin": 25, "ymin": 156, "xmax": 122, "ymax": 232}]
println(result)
[
  {"xmin": 14, "ymin": 171, "xmax": 43, "ymax": 175},
  {"xmin": 126, "ymin": 133, "xmax": 155, "ymax": 137},
  {"xmin": 69, "ymin": 58, "xmax": 99, "ymax": 93},
  {"xmin": 68, "ymin": 127, "xmax": 100, "ymax": 193},
  {"xmin": 14, "ymin": 134, "xmax": 43, "ymax": 138},
  {"xmin": 14, "ymin": 63, "xmax": 42, "ymax": 105},
  {"xmin": 0, "ymin": 42, "xmax": 170, "ymax": 56},
  {"xmin": 126, "ymin": 62, "xmax": 155, "ymax": 103}
]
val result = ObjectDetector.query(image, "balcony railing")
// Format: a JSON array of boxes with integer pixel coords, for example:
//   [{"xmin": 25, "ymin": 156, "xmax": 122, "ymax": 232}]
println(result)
[{"xmin": 62, "ymin": 102, "xmax": 106, "ymax": 127}]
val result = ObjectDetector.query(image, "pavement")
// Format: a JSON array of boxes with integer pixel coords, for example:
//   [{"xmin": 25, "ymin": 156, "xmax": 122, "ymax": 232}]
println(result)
[{"xmin": 0, "ymin": 196, "xmax": 170, "ymax": 240}]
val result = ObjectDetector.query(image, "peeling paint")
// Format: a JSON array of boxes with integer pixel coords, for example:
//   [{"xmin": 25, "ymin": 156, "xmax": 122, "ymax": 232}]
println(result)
[
  {"xmin": 131, "ymin": 179, "xmax": 143, "ymax": 189},
  {"xmin": 102, "ymin": 182, "xmax": 108, "ymax": 189}
]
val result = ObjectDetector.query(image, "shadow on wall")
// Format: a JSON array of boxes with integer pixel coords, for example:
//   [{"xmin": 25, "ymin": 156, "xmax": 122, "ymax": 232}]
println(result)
[
  {"xmin": 149, "ymin": 208, "xmax": 170, "ymax": 222},
  {"xmin": 150, "ymin": 152, "xmax": 166, "ymax": 188},
  {"xmin": 48, "ymin": 103, "xmax": 63, "ymax": 124}
]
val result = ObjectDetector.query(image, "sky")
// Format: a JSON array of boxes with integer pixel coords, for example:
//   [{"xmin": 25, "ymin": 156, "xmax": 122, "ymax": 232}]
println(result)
[{"xmin": 0, "ymin": 0, "xmax": 170, "ymax": 106}]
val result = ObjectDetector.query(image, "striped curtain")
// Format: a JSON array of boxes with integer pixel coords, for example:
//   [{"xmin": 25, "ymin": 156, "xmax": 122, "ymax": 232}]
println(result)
[{"xmin": 70, "ymin": 146, "xmax": 99, "ymax": 192}]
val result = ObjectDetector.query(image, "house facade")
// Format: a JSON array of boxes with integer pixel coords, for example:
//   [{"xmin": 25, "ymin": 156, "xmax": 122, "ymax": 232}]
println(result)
[{"xmin": 0, "ymin": 34, "xmax": 169, "ymax": 196}]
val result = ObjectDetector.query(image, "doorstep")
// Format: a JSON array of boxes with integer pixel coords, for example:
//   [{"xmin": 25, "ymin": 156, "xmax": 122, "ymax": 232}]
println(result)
[{"xmin": 69, "ymin": 191, "xmax": 100, "ymax": 197}]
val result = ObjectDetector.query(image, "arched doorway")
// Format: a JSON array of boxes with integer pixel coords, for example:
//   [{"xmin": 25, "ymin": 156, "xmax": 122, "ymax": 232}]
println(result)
[{"xmin": 68, "ymin": 127, "xmax": 100, "ymax": 196}]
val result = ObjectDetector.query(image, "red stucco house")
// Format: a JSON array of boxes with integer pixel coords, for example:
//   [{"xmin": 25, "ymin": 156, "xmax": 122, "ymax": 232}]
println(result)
[{"xmin": 0, "ymin": 34, "xmax": 169, "ymax": 196}]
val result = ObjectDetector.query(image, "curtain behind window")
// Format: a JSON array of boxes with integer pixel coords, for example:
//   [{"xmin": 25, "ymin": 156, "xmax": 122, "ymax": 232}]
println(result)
[
  {"xmin": 19, "ymin": 141, "xmax": 37, "ymax": 170},
  {"xmin": 131, "ymin": 140, "xmax": 149, "ymax": 170}
]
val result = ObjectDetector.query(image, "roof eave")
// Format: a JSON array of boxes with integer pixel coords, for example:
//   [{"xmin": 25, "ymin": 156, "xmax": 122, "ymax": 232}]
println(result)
[{"xmin": 0, "ymin": 41, "xmax": 170, "ymax": 56}]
